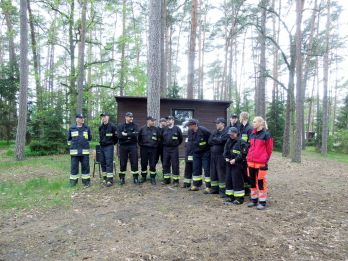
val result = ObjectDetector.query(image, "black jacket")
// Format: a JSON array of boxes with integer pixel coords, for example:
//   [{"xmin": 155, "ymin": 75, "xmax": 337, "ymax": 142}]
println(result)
[
  {"xmin": 162, "ymin": 125, "xmax": 183, "ymax": 147},
  {"xmin": 208, "ymin": 127, "xmax": 229, "ymax": 154},
  {"xmin": 239, "ymin": 122, "xmax": 253, "ymax": 142},
  {"xmin": 138, "ymin": 125, "xmax": 161, "ymax": 148},
  {"xmin": 117, "ymin": 122, "xmax": 138, "ymax": 145},
  {"xmin": 223, "ymin": 138, "xmax": 248, "ymax": 165},
  {"xmin": 99, "ymin": 122, "xmax": 118, "ymax": 146},
  {"xmin": 188, "ymin": 126, "xmax": 211, "ymax": 154},
  {"xmin": 67, "ymin": 124, "xmax": 92, "ymax": 156}
]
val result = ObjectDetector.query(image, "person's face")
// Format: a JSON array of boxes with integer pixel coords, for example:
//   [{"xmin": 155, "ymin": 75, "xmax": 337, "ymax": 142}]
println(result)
[
  {"xmin": 168, "ymin": 119, "xmax": 174, "ymax": 126},
  {"xmin": 216, "ymin": 122, "xmax": 224, "ymax": 130},
  {"xmin": 76, "ymin": 117, "xmax": 84, "ymax": 125},
  {"xmin": 148, "ymin": 120, "xmax": 156, "ymax": 127},
  {"xmin": 230, "ymin": 117, "xmax": 238, "ymax": 124},
  {"xmin": 125, "ymin": 116, "xmax": 133, "ymax": 123},
  {"xmin": 253, "ymin": 119, "xmax": 261, "ymax": 129},
  {"xmin": 188, "ymin": 124, "xmax": 198, "ymax": 132},
  {"xmin": 229, "ymin": 132, "xmax": 238, "ymax": 139},
  {"xmin": 102, "ymin": 115, "xmax": 109, "ymax": 124},
  {"xmin": 160, "ymin": 121, "xmax": 167, "ymax": 128}
]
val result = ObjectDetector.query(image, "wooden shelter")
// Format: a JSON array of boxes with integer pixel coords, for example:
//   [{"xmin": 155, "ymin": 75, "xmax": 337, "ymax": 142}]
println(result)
[{"xmin": 115, "ymin": 96, "xmax": 231, "ymax": 157}]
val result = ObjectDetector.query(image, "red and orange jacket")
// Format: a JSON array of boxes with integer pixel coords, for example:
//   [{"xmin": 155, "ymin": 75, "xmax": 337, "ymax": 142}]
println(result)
[{"xmin": 247, "ymin": 128, "xmax": 273, "ymax": 164}]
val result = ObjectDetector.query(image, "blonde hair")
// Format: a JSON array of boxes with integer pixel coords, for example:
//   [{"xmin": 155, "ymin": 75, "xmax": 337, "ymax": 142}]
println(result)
[
  {"xmin": 240, "ymin": 112, "xmax": 249, "ymax": 121},
  {"xmin": 254, "ymin": 116, "xmax": 268, "ymax": 130}
]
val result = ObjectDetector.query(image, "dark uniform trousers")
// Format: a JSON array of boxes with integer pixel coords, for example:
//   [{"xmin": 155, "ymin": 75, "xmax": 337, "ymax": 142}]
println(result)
[
  {"xmin": 192, "ymin": 150, "xmax": 211, "ymax": 187},
  {"xmin": 119, "ymin": 144, "xmax": 138, "ymax": 178},
  {"xmin": 162, "ymin": 146, "xmax": 180, "ymax": 184},
  {"xmin": 140, "ymin": 146, "xmax": 157, "ymax": 178},
  {"xmin": 225, "ymin": 163, "xmax": 245, "ymax": 200},
  {"xmin": 70, "ymin": 156, "xmax": 90, "ymax": 184},
  {"xmin": 210, "ymin": 154, "xmax": 226, "ymax": 193},
  {"xmin": 184, "ymin": 157, "xmax": 193, "ymax": 186},
  {"xmin": 100, "ymin": 145, "xmax": 114, "ymax": 182}
]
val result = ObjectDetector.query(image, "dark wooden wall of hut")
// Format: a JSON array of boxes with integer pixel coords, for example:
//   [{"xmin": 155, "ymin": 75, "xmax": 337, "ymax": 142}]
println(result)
[{"xmin": 115, "ymin": 96, "xmax": 231, "ymax": 158}]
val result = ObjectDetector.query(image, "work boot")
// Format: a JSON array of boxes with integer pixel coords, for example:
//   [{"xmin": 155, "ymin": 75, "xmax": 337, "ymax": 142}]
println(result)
[
  {"xmin": 133, "ymin": 177, "xmax": 140, "ymax": 184},
  {"xmin": 189, "ymin": 186, "xmax": 199, "ymax": 191},
  {"xmin": 233, "ymin": 197, "xmax": 244, "ymax": 205},
  {"xmin": 106, "ymin": 181, "xmax": 113, "ymax": 187},
  {"xmin": 119, "ymin": 177, "xmax": 125, "ymax": 185},
  {"xmin": 204, "ymin": 188, "xmax": 219, "ymax": 195},
  {"xmin": 256, "ymin": 203, "xmax": 266, "ymax": 210},
  {"xmin": 70, "ymin": 179, "xmax": 78, "ymax": 187},
  {"xmin": 181, "ymin": 183, "xmax": 191, "ymax": 188},
  {"xmin": 140, "ymin": 176, "xmax": 147, "ymax": 183},
  {"xmin": 82, "ymin": 179, "xmax": 91, "ymax": 188},
  {"xmin": 223, "ymin": 197, "xmax": 234, "ymax": 205},
  {"xmin": 150, "ymin": 177, "xmax": 156, "ymax": 185},
  {"xmin": 247, "ymin": 200, "xmax": 258, "ymax": 208}
]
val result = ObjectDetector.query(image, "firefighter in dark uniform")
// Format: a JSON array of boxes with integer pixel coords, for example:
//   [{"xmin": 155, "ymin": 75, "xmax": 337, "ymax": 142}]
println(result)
[
  {"xmin": 156, "ymin": 118, "xmax": 167, "ymax": 166},
  {"xmin": 161, "ymin": 116, "xmax": 183, "ymax": 186},
  {"xmin": 99, "ymin": 112, "xmax": 118, "ymax": 187},
  {"xmin": 223, "ymin": 127, "xmax": 248, "ymax": 205},
  {"xmin": 206, "ymin": 117, "xmax": 229, "ymax": 195},
  {"xmin": 67, "ymin": 114, "xmax": 92, "ymax": 187},
  {"xmin": 138, "ymin": 116, "xmax": 161, "ymax": 185},
  {"xmin": 229, "ymin": 113, "xmax": 240, "ymax": 129},
  {"xmin": 117, "ymin": 112, "xmax": 139, "ymax": 185},
  {"xmin": 182, "ymin": 127, "xmax": 194, "ymax": 188},
  {"xmin": 186, "ymin": 119, "xmax": 211, "ymax": 192},
  {"xmin": 239, "ymin": 112, "xmax": 253, "ymax": 195}
]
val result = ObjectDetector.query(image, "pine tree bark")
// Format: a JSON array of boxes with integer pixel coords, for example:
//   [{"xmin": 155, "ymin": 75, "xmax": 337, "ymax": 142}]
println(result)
[
  {"xmin": 321, "ymin": 0, "xmax": 331, "ymax": 155},
  {"xmin": 293, "ymin": 0, "xmax": 304, "ymax": 163},
  {"xmin": 76, "ymin": 0, "xmax": 87, "ymax": 114},
  {"xmin": 28, "ymin": 0, "xmax": 42, "ymax": 110},
  {"xmin": 147, "ymin": 0, "xmax": 161, "ymax": 121},
  {"xmin": 187, "ymin": 0, "xmax": 198, "ymax": 99},
  {"xmin": 15, "ymin": 0, "xmax": 29, "ymax": 161}
]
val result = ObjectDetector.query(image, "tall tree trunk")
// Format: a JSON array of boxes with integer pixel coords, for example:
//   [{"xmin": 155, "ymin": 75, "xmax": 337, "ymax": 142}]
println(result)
[
  {"xmin": 321, "ymin": 0, "xmax": 330, "ymax": 155},
  {"xmin": 302, "ymin": 0, "xmax": 317, "ymax": 148},
  {"xmin": 76, "ymin": 0, "xmax": 87, "ymax": 114},
  {"xmin": 160, "ymin": 0, "xmax": 167, "ymax": 97},
  {"xmin": 27, "ymin": 0, "xmax": 42, "ymax": 110},
  {"xmin": 15, "ymin": 0, "xmax": 29, "ymax": 161},
  {"xmin": 187, "ymin": 0, "xmax": 198, "ymax": 99},
  {"xmin": 119, "ymin": 0, "xmax": 126, "ymax": 96},
  {"xmin": 282, "ymin": 41, "xmax": 295, "ymax": 157},
  {"xmin": 256, "ymin": 0, "xmax": 268, "ymax": 118},
  {"xmin": 147, "ymin": 0, "xmax": 161, "ymax": 121},
  {"xmin": 293, "ymin": 0, "xmax": 304, "ymax": 163},
  {"xmin": 69, "ymin": 0, "xmax": 76, "ymax": 122}
]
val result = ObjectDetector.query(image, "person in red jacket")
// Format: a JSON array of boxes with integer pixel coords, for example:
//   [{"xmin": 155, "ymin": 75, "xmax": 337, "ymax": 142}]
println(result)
[{"xmin": 246, "ymin": 116, "xmax": 273, "ymax": 210}]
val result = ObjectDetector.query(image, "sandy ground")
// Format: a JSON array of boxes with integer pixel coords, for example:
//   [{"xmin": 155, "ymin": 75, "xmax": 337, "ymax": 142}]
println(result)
[{"xmin": 0, "ymin": 153, "xmax": 347, "ymax": 261}]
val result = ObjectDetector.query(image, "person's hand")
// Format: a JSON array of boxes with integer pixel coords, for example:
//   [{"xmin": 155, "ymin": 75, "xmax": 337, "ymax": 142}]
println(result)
[
  {"xmin": 225, "ymin": 158, "xmax": 229, "ymax": 162},
  {"xmin": 122, "ymin": 132, "xmax": 127, "ymax": 136},
  {"xmin": 230, "ymin": 159, "xmax": 236, "ymax": 165}
]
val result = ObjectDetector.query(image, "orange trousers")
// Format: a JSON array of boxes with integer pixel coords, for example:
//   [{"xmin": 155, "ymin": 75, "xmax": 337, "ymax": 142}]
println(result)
[{"xmin": 247, "ymin": 162, "xmax": 268, "ymax": 203}]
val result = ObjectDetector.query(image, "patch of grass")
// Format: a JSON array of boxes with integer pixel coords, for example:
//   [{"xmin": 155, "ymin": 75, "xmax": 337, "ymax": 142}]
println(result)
[
  {"xmin": 304, "ymin": 146, "xmax": 348, "ymax": 164},
  {"xmin": 0, "ymin": 140, "xmax": 14, "ymax": 149},
  {"xmin": 0, "ymin": 176, "xmax": 74, "ymax": 210},
  {"xmin": 0, "ymin": 154, "xmax": 70, "ymax": 173}
]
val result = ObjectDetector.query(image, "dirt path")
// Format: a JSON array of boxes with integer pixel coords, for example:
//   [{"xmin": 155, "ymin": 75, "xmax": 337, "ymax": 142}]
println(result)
[{"xmin": 0, "ymin": 153, "xmax": 347, "ymax": 261}]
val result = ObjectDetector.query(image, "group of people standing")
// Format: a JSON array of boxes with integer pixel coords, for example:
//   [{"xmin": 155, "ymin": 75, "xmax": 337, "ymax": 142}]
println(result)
[{"xmin": 67, "ymin": 111, "xmax": 273, "ymax": 210}]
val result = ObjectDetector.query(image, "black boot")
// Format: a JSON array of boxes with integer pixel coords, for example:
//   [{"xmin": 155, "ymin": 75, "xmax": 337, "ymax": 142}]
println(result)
[
  {"xmin": 119, "ymin": 176, "xmax": 125, "ymax": 185},
  {"xmin": 70, "ymin": 179, "xmax": 78, "ymax": 187},
  {"xmin": 106, "ymin": 178, "xmax": 113, "ymax": 187},
  {"xmin": 133, "ymin": 176, "xmax": 139, "ymax": 184},
  {"xmin": 233, "ymin": 197, "xmax": 244, "ymax": 205},
  {"xmin": 140, "ymin": 175, "xmax": 147, "ymax": 183},
  {"xmin": 82, "ymin": 179, "xmax": 91, "ymax": 187},
  {"xmin": 224, "ymin": 196, "xmax": 235, "ymax": 205},
  {"xmin": 150, "ymin": 177, "xmax": 156, "ymax": 185},
  {"xmin": 247, "ymin": 199, "xmax": 258, "ymax": 207}
]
